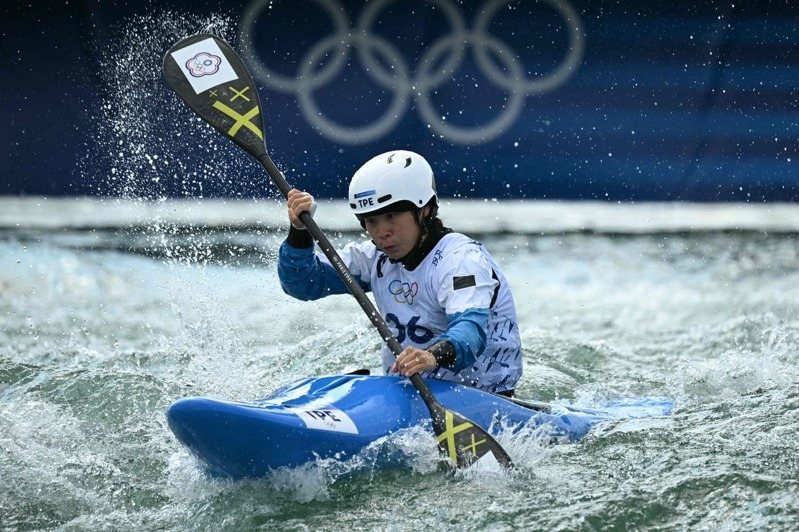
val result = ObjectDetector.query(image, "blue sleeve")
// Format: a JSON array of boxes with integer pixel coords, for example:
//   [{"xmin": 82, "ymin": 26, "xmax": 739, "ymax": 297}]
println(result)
[
  {"xmin": 278, "ymin": 240, "xmax": 369, "ymax": 300},
  {"xmin": 436, "ymin": 307, "xmax": 489, "ymax": 372}
]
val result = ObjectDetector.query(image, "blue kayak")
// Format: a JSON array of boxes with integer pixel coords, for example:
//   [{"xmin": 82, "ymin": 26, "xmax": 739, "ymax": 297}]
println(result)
[{"xmin": 167, "ymin": 374, "xmax": 673, "ymax": 478}]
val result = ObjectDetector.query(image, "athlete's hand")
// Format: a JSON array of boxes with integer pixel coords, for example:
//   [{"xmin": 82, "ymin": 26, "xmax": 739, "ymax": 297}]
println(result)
[
  {"xmin": 392, "ymin": 346, "xmax": 437, "ymax": 377},
  {"xmin": 287, "ymin": 189, "xmax": 317, "ymax": 230}
]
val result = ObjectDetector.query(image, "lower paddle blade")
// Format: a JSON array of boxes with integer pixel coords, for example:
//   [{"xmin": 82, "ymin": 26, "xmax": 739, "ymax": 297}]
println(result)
[
  {"xmin": 162, "ymin": 33, "xmax": 268, "ymax": 159},
  {"xmin": 431, "ymin": 404, "xmax": 512, "ymax": 469}
]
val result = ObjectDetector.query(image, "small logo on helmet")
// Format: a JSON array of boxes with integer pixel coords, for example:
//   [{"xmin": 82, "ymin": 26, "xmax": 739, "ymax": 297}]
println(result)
[{"xmin": 354, "ymin": 189, "xmax": 376, "ymax": 199}]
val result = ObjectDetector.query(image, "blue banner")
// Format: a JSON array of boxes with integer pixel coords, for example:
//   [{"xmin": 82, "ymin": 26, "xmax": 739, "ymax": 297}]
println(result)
[{"xmin": 2, "ymin": 0, "xmax": 797, "ymax": 200}]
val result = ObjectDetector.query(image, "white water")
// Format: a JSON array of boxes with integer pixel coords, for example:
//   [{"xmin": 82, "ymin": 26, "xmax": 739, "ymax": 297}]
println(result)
[{"xmin": 2, "ymin": 197, "xmax": 798, "ymax": 529}]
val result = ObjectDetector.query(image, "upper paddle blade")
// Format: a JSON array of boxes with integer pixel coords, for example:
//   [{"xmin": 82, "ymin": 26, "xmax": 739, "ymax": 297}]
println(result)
[
  {"xmin": 162, "ymin": 33, "xmax": 267, "ymax": 159},
  {"xmin": 431, "ymin": 403, "xmax": 513, "ymax": 469}
]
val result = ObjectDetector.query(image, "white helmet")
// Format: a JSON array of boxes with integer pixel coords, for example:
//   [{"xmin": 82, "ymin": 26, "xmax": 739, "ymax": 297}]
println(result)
[{"xmin": 348, "ymin": 150, "xmax": 437, "ymax": 217}]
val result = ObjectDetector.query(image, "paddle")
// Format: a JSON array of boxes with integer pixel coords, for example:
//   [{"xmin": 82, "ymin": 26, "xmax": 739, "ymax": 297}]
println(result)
[{"xmin": 162, "ymin": 33, "xmax": 512, "ymax": 469}]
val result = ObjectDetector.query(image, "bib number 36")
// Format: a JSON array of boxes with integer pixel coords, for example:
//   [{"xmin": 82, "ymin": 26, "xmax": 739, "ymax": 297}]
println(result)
[{"xmin": 385, "ymin": 313, "xmax": 435, "ymax": 344}]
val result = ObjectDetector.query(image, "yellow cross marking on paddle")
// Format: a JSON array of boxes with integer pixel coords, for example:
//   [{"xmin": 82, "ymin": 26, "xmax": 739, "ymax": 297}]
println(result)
[
  {"xmin": 212, "ymin": 100, "xmax": 263, "ymax": 140},
  {"xmin": 461, "ymin": 433, "xmax": 486, "ymax": 457},
  {"xmin": 209, "ymin": 89, "xmax": 218, "ymax": 97},
  {"xmin": 229, "ymin": 85, "xmax": 251, "ymax": 102},
  {"xmin": 436, "ymin": 410, "xmax": 475, "ymax": 465}
]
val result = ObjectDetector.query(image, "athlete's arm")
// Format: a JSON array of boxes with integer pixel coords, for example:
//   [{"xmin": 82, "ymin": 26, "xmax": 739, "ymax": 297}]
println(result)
[
  {"xmin": 429, "ymin": 308, "xmax": 489, "ymax": 371},
  {"xmin": 391, "ymin": 308, "xmax": 487, "ymax": 375},
  {"xmin": 278, "ymin": 234, "xmax": 356, "ymax": 301},
  {"xmin": 279, "ymin": 188, "xmax": 376, "ymax": 300},
  {"xmin": 432, "ymin": 243, "xmax": 497, "ymax": 371}
]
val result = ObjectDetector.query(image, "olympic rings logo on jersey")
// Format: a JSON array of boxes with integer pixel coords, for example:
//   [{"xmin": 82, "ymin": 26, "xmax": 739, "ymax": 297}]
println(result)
[
  {"xmin": 389, "ymin": 280, "xmax": 419, "ymax": 305},
  {"xmin": 238, "ymin": 0, "xmax": 585, "ymax": 145}
]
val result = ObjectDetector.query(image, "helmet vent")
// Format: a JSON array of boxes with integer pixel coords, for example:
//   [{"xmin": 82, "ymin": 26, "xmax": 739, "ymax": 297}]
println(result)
[
  {"xmin": 377, "ymin": 194, "xmax": 392, "ymax": 204},
  {"xmin": 386, "ymin": 153, "xmax": 412, "ymax": 168}
]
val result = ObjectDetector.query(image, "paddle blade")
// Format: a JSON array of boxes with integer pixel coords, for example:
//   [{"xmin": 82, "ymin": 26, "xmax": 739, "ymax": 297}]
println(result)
[
  {"xmin": 162, "ymin": 33, "xmax": 267, "ymax": 159},
  {"xmin": 431, "ymin": 404, "xmax": 513, "ymax": 469}
]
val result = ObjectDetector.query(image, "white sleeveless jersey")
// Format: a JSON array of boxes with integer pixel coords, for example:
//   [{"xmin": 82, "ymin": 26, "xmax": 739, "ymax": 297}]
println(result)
[{"xmin": 335, "ymin": 232, "xmax": 523, "ymax": 393}]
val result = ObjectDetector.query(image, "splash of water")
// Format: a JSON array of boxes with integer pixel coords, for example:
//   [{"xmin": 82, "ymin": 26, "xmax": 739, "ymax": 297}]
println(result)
[{"xmin": 82, "ymin": 10, "xmax": 257, "ymax": 200}]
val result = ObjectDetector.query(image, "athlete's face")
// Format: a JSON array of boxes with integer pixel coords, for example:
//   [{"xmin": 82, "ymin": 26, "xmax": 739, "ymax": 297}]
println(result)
[{"xmin": 364, "ymin": 210, "xmax": 421, "ymax": 260}]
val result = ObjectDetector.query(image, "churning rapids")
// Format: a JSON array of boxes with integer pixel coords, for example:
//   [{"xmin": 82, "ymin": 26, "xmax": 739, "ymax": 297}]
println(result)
[{"xmin": 1, "ymin": 197, "xmax": 798, "ymax": 530}]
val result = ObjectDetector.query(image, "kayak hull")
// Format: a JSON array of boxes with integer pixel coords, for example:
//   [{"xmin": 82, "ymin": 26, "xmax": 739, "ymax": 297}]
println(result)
[{"xmin": 167, "ymin": 375, "xmax": 672, "ymax": 478}]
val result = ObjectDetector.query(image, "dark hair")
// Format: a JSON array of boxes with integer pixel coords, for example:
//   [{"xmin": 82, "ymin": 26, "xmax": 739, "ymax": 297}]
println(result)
[{"xmin": 420, "ymin": 198, "xmax": 450, "ymax": 235}]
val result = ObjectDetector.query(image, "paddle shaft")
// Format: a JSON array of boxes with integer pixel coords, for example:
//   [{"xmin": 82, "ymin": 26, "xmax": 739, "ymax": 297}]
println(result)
[{"xmin": 257, "ymin": 154, "xmax": 439, "ymax": 408}]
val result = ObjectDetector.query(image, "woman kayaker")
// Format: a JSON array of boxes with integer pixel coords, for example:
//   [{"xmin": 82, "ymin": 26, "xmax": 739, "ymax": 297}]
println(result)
[{"xmin": 277, "ymin": 150, "xmax": 523, "ymax": 396}]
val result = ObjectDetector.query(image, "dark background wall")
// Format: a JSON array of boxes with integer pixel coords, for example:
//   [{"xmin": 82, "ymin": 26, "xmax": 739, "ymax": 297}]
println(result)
[{"xmin": 2, "ymin": 0, "xmax": 797, "ymax": 200}]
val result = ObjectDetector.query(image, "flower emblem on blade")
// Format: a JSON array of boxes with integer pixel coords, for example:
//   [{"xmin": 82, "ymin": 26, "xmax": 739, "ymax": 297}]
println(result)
[{"xmin": 185, "ymin": 52, "xmax": 222, "ymax": 77}]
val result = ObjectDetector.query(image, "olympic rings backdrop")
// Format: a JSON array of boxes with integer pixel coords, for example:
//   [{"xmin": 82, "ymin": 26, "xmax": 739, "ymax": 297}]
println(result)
[{"xmin": 3, "ymin": 0, "xmax": 798, "ymax": 200}]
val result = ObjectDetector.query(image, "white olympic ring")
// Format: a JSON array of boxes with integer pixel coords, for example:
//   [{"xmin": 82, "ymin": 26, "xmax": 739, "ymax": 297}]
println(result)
[{"xmin": 239, "ymin": 0, "xmax": 585, "ymax": 145}]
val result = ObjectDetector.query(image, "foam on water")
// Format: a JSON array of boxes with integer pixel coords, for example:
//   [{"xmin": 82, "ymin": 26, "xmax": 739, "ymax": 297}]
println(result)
[
  {"xmin": 4, "ymin": 205, "xmax": 799, "ymax": 527},
  {"xmin": 666, "ymin": 314, "xmax": 799, "ymax": 408}
]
